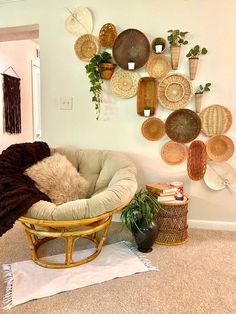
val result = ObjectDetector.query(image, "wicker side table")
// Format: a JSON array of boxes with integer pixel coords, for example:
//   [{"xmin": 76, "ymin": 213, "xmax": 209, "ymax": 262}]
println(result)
[{"xmin": 155, "ymin": 197, "xmax": 189, "ymax": 246}]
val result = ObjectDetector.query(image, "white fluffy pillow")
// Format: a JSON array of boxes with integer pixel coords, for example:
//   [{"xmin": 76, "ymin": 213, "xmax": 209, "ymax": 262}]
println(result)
[{"xmin": 25, "ymin": 153, "xmax": 89, "ymax": 205}]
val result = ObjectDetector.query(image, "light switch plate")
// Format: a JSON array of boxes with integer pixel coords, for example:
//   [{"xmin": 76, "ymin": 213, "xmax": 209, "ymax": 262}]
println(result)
[{"xmin": 60, "ymin": 97, "xmax": 73, "ymax": 110}]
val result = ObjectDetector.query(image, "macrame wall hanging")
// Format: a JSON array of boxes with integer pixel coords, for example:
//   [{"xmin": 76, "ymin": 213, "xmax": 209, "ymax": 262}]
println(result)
[{"xmin": 2, "ymin": 72, "xmax": 21, "ymax": 134}]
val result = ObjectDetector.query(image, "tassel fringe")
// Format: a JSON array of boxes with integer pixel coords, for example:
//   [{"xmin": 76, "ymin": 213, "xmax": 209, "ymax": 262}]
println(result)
[
  {"xmin": 2, "ymin": 264, "xmax": 14, "ymax": 310},
  {"xmin": 122, "ymin": 241, "xmax": 159, "ymax": 271}
]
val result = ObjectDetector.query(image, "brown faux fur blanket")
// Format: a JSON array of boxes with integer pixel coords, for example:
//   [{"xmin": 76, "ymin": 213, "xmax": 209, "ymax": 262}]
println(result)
[{"xmin": 0, "ymin": 142, "xmax": 51, "ymax": 236}]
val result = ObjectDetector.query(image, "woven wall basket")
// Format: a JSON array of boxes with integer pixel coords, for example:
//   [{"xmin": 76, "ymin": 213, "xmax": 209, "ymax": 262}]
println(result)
[
  {"xmin": 99, "ymin": 23, "xmax": 117, "ymax": 48},
  {"xmin": 161, "ymin": 140, "xmax": 187, "ymax": 165},
  {"xmin": 146, "ymin": 54, "xmax": 171, "ymax": 80},
  {"xmin": 137, "ymin": 77, "xmax": 158, "ymax": 116},
  {"xmin": 110, "ymin": 68, "xmax": 140, "ymax": 98},
  {"xmin": 112, "ymin": 28, "xmax": 150, "ymax": 70},
  {"xmin": 141, "ymin": 117, "xmax": 165, "ymax": 141},
  {"xmin": 199, "ymin": 105, "xmax": 232, "ymax": 137},
  {"xmin": 165, "ymin": 109, "xmax": 201, "ymax": 143},
  {"xmin": 158, "ymin": 73, "xmax": 193, "ymax": 110},
  {"xmin": 187, "ymin": 140, "xmax": 207, "ymax": 181},
  {"xmin": 65, "ymin": 6, "xmax": 93, "ymax": 37},
  {"xmin": 74, "ymin": 34, "xmax": 100, "ymax": 61},
  {"xmin": 206, "ymin": 135, "xmax": 234, "ymax": 162}
]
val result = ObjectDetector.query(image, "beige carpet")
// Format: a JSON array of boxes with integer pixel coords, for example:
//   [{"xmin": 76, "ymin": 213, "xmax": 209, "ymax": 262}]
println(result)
[{"xmin": 0, "ymin": 222, "xmax": 236, "ymax": 314}]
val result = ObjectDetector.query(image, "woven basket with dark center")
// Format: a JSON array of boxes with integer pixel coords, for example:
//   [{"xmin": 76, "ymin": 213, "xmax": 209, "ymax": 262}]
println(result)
[{"xmin": 112, "ymin": 28, "xmax": 150, "ymax": 70}]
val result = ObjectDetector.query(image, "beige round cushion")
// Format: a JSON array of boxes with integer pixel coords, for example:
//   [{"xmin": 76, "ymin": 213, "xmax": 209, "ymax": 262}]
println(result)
[{"xmin": 26, "ymin": 147, "xmax": 137, "ymax": 220}]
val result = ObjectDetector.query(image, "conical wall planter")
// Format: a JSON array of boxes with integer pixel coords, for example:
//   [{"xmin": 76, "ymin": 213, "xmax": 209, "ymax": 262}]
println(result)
[
  {"xmin": 195, "ymin": 92, "xmax": 203, "ymax": 113},
  {"xmin": 100, "ymin": 63, "xmax": 117, "ymax": 80},
  {"xmin": 189, "ymin": 58, "xmax": 199, "ymax": 80},
  {"xmin": 170, "ymin": 45, "xmax": 181, "ymax": 70}
]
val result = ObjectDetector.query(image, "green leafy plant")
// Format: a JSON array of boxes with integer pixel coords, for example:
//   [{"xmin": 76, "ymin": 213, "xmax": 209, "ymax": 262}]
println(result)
[
  {"xmin": 121, "ymin": 189, "xmax": 162, "ymax": 232},
  {"xmin": 167, "ymin": 29, "xmax": 188, "ymax": 46},
  {"xmin": 144, "ymin": 105, "xmax": 151, "ymax": 110},
  {"xmin": 186, "ymin": 45, "xmax": 208, "ymax": 58},
  {"xmin": 85, "ymin": 51, "xmax": 112, "ymax": 120},
  {"xmin": 196, "ymin": 83, "xmax": 211, "ymax": 94}
]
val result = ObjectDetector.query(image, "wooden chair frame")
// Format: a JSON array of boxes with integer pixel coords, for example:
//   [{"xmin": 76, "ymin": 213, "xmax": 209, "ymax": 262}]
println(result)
[{"xmin": 18, "ymin": 203, "xmax": 127, "ymax": 269}]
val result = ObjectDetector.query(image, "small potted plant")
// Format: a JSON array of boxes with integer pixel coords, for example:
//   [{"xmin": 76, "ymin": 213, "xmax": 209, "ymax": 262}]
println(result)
[
  {"xmin": 121, "ymin": 189, "xmax": 162, "ymax": 253},
  {"xmin": 186, "ymin": 45, "xmax": 208, "ymax": 80},
  {"xmin": 128, "ymin": 58, "xmax": 135, "ymax": 70},
  {"xmin": 151, "ymin": 37, "xmax": 167, "ymax": 53},
  {"xmin": 85, "ymin": 51, "xmax": 116, "ymax": 120},
  {"xmin": 144, "ymin": 105, "xmax": 151, "ymax": 117},
  {"xmin": 167, "ymin": 29, "xmax": 188, "ymax": 70},
  {"xmin": 195, "ymin": 83, "xmax": 211, "ymax": 113}
]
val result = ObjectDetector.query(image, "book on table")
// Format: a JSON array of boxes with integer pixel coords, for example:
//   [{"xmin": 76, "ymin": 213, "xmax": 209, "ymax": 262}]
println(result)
[{"xmin": 146, "ymin": 182, "xmax": 177, "ymax": 194}]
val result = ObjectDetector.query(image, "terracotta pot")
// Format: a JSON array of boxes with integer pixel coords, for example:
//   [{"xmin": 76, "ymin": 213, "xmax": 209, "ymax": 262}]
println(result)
[
  {"xmin": 170, "ymin": 45, "xmax": 181, "ymax": 70},
  {"xmin": 189, "ymin": 58, "xmax": 199, "ymax": 80},
  {"xmin": 100, "ymin": 63, "xmax": 117, "ymax": 80},
  {"xmin": 195, "ymin": 92, "xmax": 203, "ymax": 113}
]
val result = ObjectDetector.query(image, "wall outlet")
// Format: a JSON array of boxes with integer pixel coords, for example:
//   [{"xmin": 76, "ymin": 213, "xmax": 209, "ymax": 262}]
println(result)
[{"xmin": 60, "ymin": 97, "xmax": 73, "ymax": 110}]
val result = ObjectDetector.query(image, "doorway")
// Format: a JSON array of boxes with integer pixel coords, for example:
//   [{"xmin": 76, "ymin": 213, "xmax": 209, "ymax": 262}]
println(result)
[{"xmin": 0, "ymin": 24, "xmax": 40, "ymax": 151}]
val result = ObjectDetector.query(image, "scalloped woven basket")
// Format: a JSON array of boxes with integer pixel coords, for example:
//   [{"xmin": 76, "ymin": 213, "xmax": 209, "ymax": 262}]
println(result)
[
  {"xmin": 199, "ymin": 105, "xmax": 232, "ymax": 137},
  {"xmin": 187, "ymin": 140, "xmax": 207, "ymax": 181},
  {"xmin": 158, "ymin": 73, "xmax": 193, "ymax": 110}
]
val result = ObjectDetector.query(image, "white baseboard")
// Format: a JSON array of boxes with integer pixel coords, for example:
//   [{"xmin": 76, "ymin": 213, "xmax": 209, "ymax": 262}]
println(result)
[
  {"xmin": 188, "ymin": 219, "xmax": 236, "ymax": 231},
  {"xmin": 113, "ymin": 215, "xmax": 236, "ymax": 231}
]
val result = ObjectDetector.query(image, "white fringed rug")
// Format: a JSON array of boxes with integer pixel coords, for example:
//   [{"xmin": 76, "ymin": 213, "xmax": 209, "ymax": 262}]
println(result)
[{"xmin": 2, "ymin": 241, "xmax": 158, "ymax": 309}]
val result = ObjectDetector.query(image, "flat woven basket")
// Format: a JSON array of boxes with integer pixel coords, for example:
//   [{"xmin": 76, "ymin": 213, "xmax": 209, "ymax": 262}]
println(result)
[
  {"xmin": 74, "ymin": 34, "xmax": 100, "ymax": 61},
  {"xmin": 161, "ymin": 140, "xmax": 187, "ymax": 165},
  {"xmin": 99, "ymin": 23, "xmax": 117, "ymax": 48},
  {"xmin": 199, "ymin": 105, "xmax": 232, "ymax": 137},
  {"xmin": 187, "ymin": 140, "xmax": 207, "ymax": 181},
  {"xmin": 141, "ymin": 117, "xmax": 165, "ymax": 141},
  {"xmin": 158, "ymin": 73, "xmax": 193, "ymax": 110},
  {"xmin": 146, "ymin": 54, "xmax": 171, "ymax": 79},
  {"xmin": 206, "ymin": 135, "xmax": 234, "ymax": 162},
  {"xmin": 110, "ymin": 68, "xmax": 140, "ymax": 98}
]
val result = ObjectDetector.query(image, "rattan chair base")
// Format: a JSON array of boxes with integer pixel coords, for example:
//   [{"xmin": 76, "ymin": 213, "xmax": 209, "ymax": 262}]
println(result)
[{"xmin": 18, "ymin": 204, "xmax": 126, "ymax": 269}]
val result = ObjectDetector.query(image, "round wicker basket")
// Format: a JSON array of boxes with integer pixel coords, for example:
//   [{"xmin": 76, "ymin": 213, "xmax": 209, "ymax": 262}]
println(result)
[
  {"xmin": 206, "ymin": 135, "xmax": 234, "ymax": 162},
  {"xmin": 74, "ymin": 34, "xmax": 100, "ymax": 61},
  {"xmin": 110, "ymin": 69, "xmax": 140, "ymax": 98}
]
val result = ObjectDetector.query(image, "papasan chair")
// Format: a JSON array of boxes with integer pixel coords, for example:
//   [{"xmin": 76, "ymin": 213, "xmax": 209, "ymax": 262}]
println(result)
[{"xmin": 18, "ymin": 146, "xmax": 137, "ymax": 268}]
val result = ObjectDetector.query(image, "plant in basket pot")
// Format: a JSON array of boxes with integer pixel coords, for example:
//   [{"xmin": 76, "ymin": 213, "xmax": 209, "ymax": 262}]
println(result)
[
  {"xmin": 167, "ymin": 29, "xmax": 188, "ymax": 70},
  {"xmin": 85, "ymin": 51, "xmax": 116, "ymax": 120},
  {"xmin": 121, "ymin": 189, "xmax": 162, "ymax": 253},
  {"xmin": 195, "ymin": 83, "xmax": 211, "ymax": 113},
  {"xmin": 186, "ymin": 45, "xmax": 208, "ymax": 80}
]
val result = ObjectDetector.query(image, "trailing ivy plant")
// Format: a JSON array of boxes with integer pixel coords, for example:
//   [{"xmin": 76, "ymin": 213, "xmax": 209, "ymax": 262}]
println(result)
[
  {"xmin": 85, "ymin": 51, "xmax": 112, "ymax": 120},
  {"xmin": 196, "ymin": 83, "xmax": 211, "ymax": 94},
  {"xmin": 186, "ymin": 45, "xmax": 208, "ymax": 58},
  {"xmin": 167, "ymin": 29, "xmax": 188, "ymax": 46}
]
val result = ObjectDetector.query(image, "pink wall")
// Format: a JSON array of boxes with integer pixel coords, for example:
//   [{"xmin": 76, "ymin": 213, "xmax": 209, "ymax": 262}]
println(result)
[{"xmin": 0, "ymin": 39, "xmax": 38, "ymax": 152}]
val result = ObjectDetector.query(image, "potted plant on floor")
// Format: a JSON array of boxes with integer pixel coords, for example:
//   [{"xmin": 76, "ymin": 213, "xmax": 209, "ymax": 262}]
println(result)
[
  {"xmin": 121, "ymin": 189, "xmax": 162, "ymax": 253},
  {"xmin": 85, "ymin": 51, "xmax": 116, "ymax": 120},
  {"xmin": 167, "ymin": 29, "xmax": 188, "ymax": 70},
  {"xmin": 186, "ymin": 45, "xmax": 208, "ymax": 80},
  {"xmin": 194, "ymin": 83, "xmax": 211, "ymax": 113}
]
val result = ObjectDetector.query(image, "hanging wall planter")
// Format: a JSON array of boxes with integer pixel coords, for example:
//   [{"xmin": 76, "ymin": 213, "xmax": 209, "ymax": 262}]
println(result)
[
  {"xmin": 167, "ymin": 29, "xmax": 188, "ymax": 70},
  {"xmin": 186, "ymin": 45, "xmax": 208, "ymax": 80},
  {"xmin": 194, "ymin": 83, "xmax": 211, "ymax": 113},
  {"xmin": 100, "ymin": 63, "xmax": 117, "ymax": 80}
]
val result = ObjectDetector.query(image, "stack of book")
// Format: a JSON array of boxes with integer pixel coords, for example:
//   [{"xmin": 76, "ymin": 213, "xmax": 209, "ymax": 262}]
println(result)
[{"xmin": 146, "ymin": 183, "xmax": 178, "ymax": 202}]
